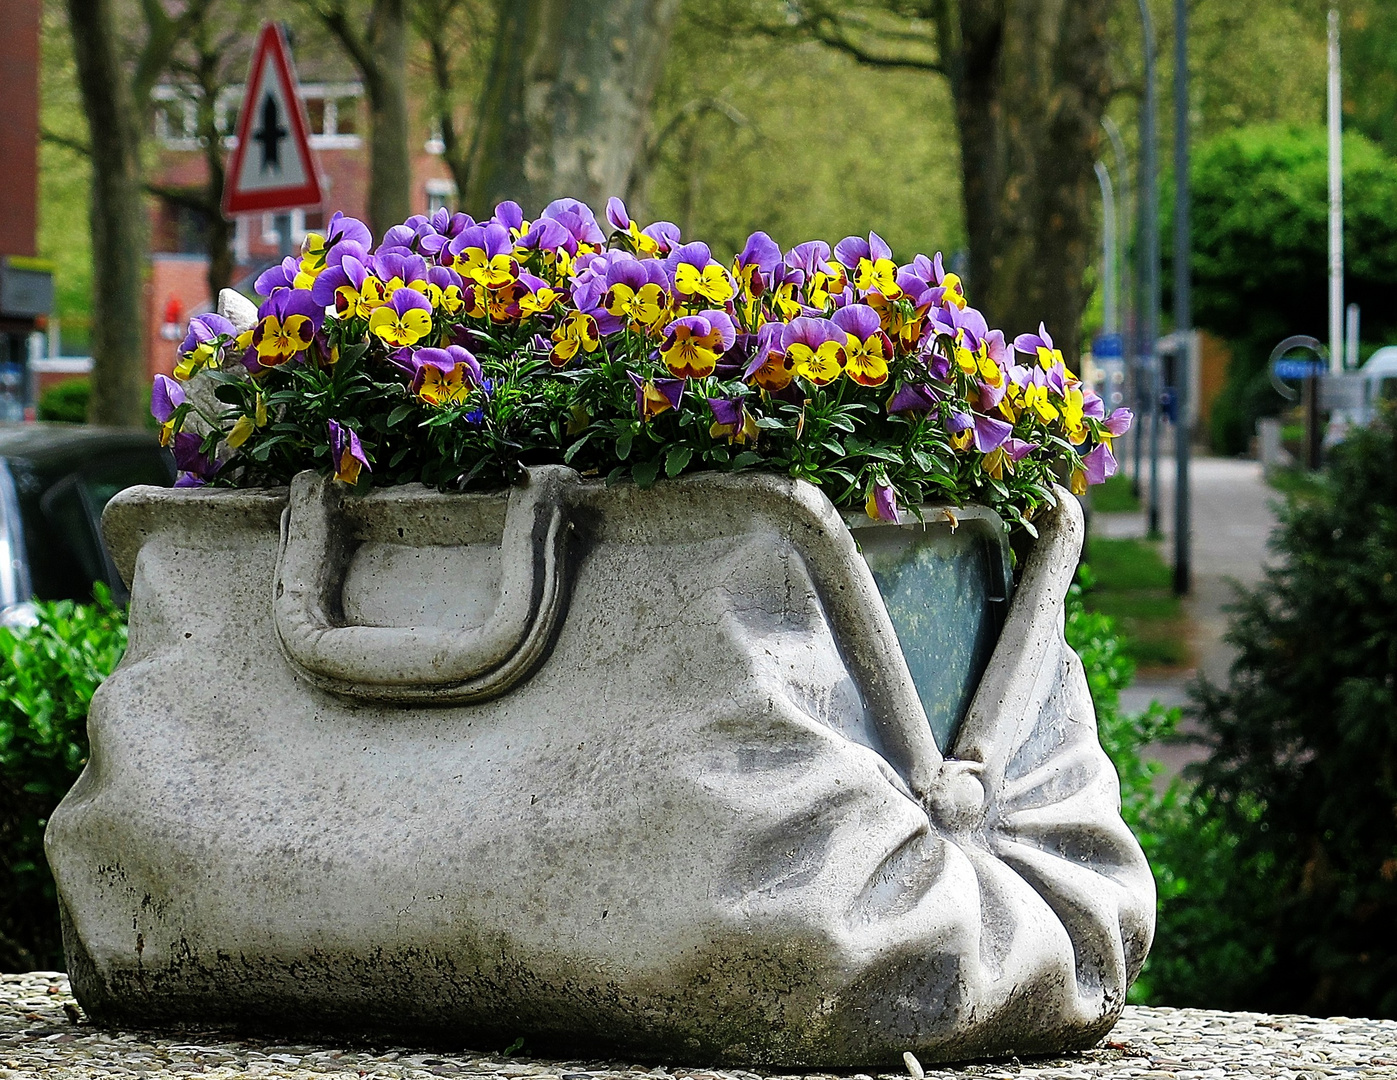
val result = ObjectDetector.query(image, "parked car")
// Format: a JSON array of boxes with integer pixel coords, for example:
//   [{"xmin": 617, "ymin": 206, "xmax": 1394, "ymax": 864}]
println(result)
[{"xmin": 0, "ymin": 424, "xmax": 174, "ymax": 624}]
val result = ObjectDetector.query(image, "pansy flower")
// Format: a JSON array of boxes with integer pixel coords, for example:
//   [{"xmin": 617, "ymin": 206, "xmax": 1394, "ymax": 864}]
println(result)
[
  {"xmin": 887, "ymin": 381, "xmax": 943, "ymax": 415},
  {"xmin": 971, "ymin": 413, "xmax": 1013, "ymax": 453},
  {"xmin": 314, "ymin": 255, "xmax": 389, "ymax": 319},
  {"xmin": 865, "ymin": 480, "xmax": 900, "ymax": 524},
  {"xmin": 150, "ymin": 375, "xmax": 185, "ymax": 445},
  {"xmin": 732, "ymin": 231, "xmax": 781, "ymax": 310},
  {"xmin": 550, "ymin": 310, "xmax": 601, "ymax": 367},
  {"xmin": 660, "ymin": 310, "xmax": 735, "ymax": 379},
  {"xmin": 1100, "ymin": 407, "xmax": 1134, "ymax": 448},
  {"xmin": 372, "ymin": 251, "xmax": 431, "ymax": 298},
  {"xmin": 603, "ymin": 255, "xmax": 671, "ymax": 332},
  {"xmin": 1013, "ymin": 322, "xmax": 1067, "ymax": 373},
  {"xmin": 668, "ymin": 242, "xmax": 735, "ymax": 305},
  {"xmin": 172, "ymin": 431, "xmax": 219, "ymax": 486},
  {"xmin": 628, "ymin": 371, "xmax": 684, "ymax": 421},
  {"xmin": 450, "ymin": 223, "xmax": 519, "ymax": 288},
  {"xmin": 831, "ymin": 304, "xmax": 892, "ymax": 387},
  {"xmin": 984, "ymin": 437, "xmax": 1037, "ymax": 480},
  {"xmin": 743, "ymin": 322, "xmax": 794, "ymax": 393},
  {"xmin": 299, "ymin": 212, "xmax": 372, "ymax": 279},
  {"xmin": 411, "ymin": 345, "xmax": 481, "ymax": 407},
  {"xmin": 254, "ymin": 256, "xmax": 306, "ymax": 296},
  {"xmin": 708, "ymin": 394, "xmax": 759, "ymax": 445},
  {"xmin": 252, "ymin": 289, "xmax": 323, "ymax": 367},
  {"xmin": 327, "ymin": 420, "xmax": 369, "ymax": 485},
  {"xmin": 783, "ymin": 317, "xmax": 846, "ymax": 386},
  {"xmin": 768, "ymin": 264, "xmax": 806, "ymax": 321},
  {"xmin": 423, "ymin": 265, "xmax": 466, "ymax": 315},
  {"xmin": 516, "ymin": 272, "xmax": 562, "ymax": 318},
  {"xmin": 368, "ymin": 288, "xmax": 433, "ymax": 348},
  {"xmin": 415, "ymin": 208, "xmax": 472, "ymax": 259},
  {"xmin": 836, "ymin": 232, "xmax": 901, "ymax": 300},
  {"xmin": 174, "ymin": 313, "xmax": 237, "ymax": 379},
  {"xmin": 928, "ymin": 252, "xmax": 967, "ymax": 311},
  {"xmin": 1071, "ymin": 441, "xmax": 1117, "ymax": 494},
  {"xmin": 605, "ymin": 197, "xmax": 661, "ymax": 256}
]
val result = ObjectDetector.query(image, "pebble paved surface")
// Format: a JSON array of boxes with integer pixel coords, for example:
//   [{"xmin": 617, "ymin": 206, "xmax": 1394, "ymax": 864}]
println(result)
[{"xmin": 4, "ymin": 972, "xmax": 1396, "ymax": 1079}]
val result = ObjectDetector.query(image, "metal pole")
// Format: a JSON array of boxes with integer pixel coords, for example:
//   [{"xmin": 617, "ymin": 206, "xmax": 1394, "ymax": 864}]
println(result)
[
  {"xmin": 1346, "ymin": 302, "xmax": 1360, "ymax": 370},
  {"xmin": 1094, "ymin": 162, "xmax": 1118, "ymax": 334},
  {"xmin": 1172, "ymin": 0, "xmax": 1192, "ymax": 596},
  {"xmin": 1328, "ymin": 8, "xmax": 1344, "ymax": 375},
  {"xmin": 1103, "ymin": 116, "xmax": 1140, "ymax": 496},
  {"xmin": 1137, "ymin": 0, "xmax": 1161, "ymax": 536}
]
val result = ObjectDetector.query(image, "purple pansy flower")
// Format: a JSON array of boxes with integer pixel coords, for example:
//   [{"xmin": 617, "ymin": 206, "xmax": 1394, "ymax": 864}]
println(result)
[
  {"xmin": 1082, "ymin": 442, "xmax": 1117, "ymax": 484},
  {"xmin": 866, "ymin": 481, "xmax": 900, "ymax": 524},
  {"xmin": 327, "ymin": 420, "xmax": 370, "ymax": 485},
  {"xmin": 972, "ymin": 413, "xmax": 1013, "ymax": 453},
  {"xmin": 627, "ymin": 370, "xmax": 685, "ymax": 421}
]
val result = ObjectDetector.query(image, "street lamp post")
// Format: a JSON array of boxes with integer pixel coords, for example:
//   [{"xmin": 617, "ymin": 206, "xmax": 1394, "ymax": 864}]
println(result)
[
  {"xmin": 1101, "ymin": 117, "xmax": 1137, "ymax": 495},
  {"xmin": 1136, "ymin": 0, "xmax": 1161, "ymax": 538}
]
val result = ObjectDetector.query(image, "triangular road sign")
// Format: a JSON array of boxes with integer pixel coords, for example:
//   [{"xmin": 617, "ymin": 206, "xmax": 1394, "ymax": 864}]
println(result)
[{"xmin": 222, "ymin": 23, "xmax": 323, "ymax": 216}]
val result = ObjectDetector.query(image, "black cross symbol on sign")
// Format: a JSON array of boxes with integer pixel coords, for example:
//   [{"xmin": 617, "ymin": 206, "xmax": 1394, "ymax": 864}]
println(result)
[{"xmin": 253, "ymin": 93, "xmax": 289, "ymax": 173}]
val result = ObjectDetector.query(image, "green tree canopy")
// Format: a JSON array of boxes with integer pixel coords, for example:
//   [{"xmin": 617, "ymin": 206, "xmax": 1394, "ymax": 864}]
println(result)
[{"xmin": 1176, "ymin": 124, "xmax": 1397, "ymax": 452}]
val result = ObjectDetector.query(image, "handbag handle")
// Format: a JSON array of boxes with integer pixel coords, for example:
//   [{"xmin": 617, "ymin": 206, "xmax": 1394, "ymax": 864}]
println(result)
[{"xmin": 273, "ymin": 466, "xmax": 575, "ymax": 704}]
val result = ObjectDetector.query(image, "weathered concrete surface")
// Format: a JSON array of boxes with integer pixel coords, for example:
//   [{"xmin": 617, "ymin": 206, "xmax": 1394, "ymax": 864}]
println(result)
[
  {"xmin": 46, "ymin": 473, "xmax": 1152, "ymax": 1067},
  {"xmin": 8, "ymin": 972, "xmax": 1397, "ymax": 1079}
]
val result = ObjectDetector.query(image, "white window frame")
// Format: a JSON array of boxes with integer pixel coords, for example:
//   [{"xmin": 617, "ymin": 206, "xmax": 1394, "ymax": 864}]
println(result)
[{"xmin": 425, "ymin": 178, "xmax": 457, "ymax": 215}]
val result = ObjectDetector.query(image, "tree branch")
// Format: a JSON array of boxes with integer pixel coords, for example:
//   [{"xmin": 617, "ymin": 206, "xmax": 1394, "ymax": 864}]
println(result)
[
  {"xmin": 312, "ymin": 0, "xmax": 380, "ymax": 84},
  {"xmin": 40, "ymin": 126, "xmax": 92, "ymax": 157}
]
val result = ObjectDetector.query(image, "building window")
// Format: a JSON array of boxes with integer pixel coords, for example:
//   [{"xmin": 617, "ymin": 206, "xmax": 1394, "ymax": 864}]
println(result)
[
  {"xmin": 152, "ymin": 87, "xmax": 197, "ymax": 146},
  {"xmin": 425, "ymin": 179, "xmax": 457, "ymax": 215},
  {"xmin": 261, "ymin": 209, "xmax": 308, "ymax": 249}
]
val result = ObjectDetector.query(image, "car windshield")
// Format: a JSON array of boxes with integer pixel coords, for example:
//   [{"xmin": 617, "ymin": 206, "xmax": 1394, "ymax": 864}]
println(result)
[{"xmin": 7, "ymin": 448, "xmax": 173, "ymax": 603}]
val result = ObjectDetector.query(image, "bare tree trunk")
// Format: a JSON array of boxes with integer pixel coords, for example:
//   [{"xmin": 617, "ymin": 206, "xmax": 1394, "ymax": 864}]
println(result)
[
  {"xmin": 939, "ymin": 0, "xmax": 1113, "ymax": 359},
  {"xmin": 66, "ymin": 0, "xmax": 148, "ymax": 427},
  {"xmin": 365, "ymin": 0, "xmax": 412, "ymax": 233},
  {"xmin": 466, "ymin": 0, "xmax": 681, "ymax": 216},
  {"xmin": 316, "ymin": 0, "xmax": 413, "ymax": 238}
]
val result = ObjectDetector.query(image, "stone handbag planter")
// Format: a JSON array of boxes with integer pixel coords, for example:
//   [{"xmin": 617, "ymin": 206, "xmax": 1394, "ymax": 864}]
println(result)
[{"xmin": 46, "ymin": 469, "xmax": 1154, "ymax": 1067}]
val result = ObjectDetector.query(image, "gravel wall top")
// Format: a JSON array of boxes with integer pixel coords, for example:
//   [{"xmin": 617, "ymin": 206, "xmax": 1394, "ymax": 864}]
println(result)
[{"xmin": 3, "ymin": 972, "xmax": 1395, "ymax": 1079}]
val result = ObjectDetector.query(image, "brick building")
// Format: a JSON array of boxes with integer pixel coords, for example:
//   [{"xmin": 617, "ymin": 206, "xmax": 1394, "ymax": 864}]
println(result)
[{"xmin": 0, "ymin": 0, "xmax": 53, "ymax": 419}]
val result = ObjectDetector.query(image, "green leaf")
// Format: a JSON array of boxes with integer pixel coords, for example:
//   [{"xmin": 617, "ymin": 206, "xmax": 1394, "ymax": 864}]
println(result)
[
  {"xmin": 631, "ymin": 458, "xmax": 662, "ymax": 488},
  {"xmin": 731, "ymin": 451, "xmax": 762, "ymax": 470},
  {"xmin": 616, "ymin": 432, "xmax": 634, "ymax": 460},
  {"xmin": 755, "ymin": 416, "xmax": 787, "ymax": 430},
  {"xmin": 387, "ymin": 404, "xmax": 414, "ymax": 427},
  {"xmin": 665, "ymin": 445, "xmax": 693, "ymax": 477},
  {"xmin": 564, "ymin": 435, "xmax": 591, "ymax": 463}
]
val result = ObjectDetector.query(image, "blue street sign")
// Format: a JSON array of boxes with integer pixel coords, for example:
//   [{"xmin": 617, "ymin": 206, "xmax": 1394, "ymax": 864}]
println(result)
[
  {"xmin": 1273, "ymin": 358, "xmax": 1326, "ymax": 380},
  {"xmin": 1093, "ymin": 332, "xmax": 1123, "ymax": 359}
]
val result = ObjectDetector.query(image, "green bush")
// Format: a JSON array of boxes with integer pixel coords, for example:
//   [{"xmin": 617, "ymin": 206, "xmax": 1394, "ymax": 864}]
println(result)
[
  {"xmin": 1173, "ymin": 405, "xmax": 1397, "ymax": 1018},
  {"xmin": 0, "ymin": 586, "xmax": 126, "ymax": 971},
  {"xmin": 36, "ymin": 378, "xmax": 90, "ymax": 424}
]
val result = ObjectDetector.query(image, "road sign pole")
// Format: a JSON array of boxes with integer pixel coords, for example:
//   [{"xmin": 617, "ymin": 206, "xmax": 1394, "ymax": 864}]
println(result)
[{"xmin": 1172, "ymin": 0, "xmax": 1191, "ymax": 595}]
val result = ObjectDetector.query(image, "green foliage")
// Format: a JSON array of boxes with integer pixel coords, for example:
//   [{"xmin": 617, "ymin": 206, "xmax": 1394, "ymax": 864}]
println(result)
[
  {"xmin": 646, "ymin": 0, "xmax": 963, "ymax": 264},
  {"xmin": 1089, "ymin": 472, "xmax": 1139, "ymax": 514},
  {"xmin": 1081, "ymin": 538, "xmax": 1188, "ymax": 669},
  {"xmin": 1176, "ymin": 405, "xmax": 1397, "ymax": 1018},
  {"xmin": 0, "ymin": 587, "xmax": 126, "ymax": 972},
  {"xmin": 36, "ymin": 378, "xmax": 90, "ymax": 424},
  {"xmin": 1180, "ymin": 125, "xmax": 1397, "ymax": 454}
]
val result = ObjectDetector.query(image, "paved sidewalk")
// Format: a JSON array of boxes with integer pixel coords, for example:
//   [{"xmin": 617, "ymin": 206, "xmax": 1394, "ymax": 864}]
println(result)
[
  {"xmin": 6, "ymin": 972, "xmax": 1397, "ymax": 1079},
  {"xmin": 1093, "ymin": 450, "xmax": 1282, "ymax": 778}
]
